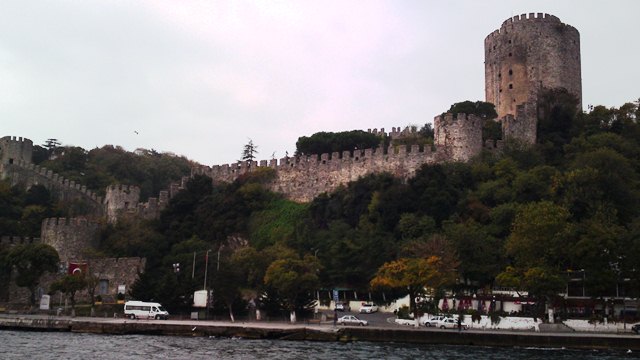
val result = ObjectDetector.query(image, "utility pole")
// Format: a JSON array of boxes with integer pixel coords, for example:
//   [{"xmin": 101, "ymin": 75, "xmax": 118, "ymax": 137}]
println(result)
[{"xmin": 192, "ymin": 251, "xmax": 196, "ymax": 279}]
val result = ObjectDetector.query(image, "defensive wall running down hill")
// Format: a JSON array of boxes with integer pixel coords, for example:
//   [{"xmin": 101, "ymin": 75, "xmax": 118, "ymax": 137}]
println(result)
[
  {"xmin": 2, "ymin": 159, "xmax": 105, "ymax": 216},
  {"xmin": 103, "ymin": 178, "xmax": 188, "ymax": 224}
]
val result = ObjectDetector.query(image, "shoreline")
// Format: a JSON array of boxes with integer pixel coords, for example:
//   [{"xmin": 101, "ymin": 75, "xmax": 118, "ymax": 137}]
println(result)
[{"xmin": 1, "ymin": 314, "xmax": 639, "ymax": 351}]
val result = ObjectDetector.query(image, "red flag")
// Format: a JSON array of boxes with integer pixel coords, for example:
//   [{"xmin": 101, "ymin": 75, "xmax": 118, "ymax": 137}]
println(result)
[{"xmin": 68, "ymin": 262, "xmax": 88, "ymax": 275}]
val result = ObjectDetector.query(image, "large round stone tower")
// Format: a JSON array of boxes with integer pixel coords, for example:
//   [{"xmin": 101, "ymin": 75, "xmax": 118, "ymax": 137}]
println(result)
[{"xmin": 485, "ymin": 13, "xmax": 581, "ymax": 135}]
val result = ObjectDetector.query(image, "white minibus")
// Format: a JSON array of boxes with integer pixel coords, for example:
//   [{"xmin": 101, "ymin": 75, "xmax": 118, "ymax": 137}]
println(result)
[{"xmin": 124, "ymin": 301, "xmax": 169, "ymax": 320}]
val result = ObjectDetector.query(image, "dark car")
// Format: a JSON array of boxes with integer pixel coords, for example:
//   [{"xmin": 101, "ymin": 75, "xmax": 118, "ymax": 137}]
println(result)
[{"xmin": 632, "ymin": 323, "xmax": 640, "ymax": 334}]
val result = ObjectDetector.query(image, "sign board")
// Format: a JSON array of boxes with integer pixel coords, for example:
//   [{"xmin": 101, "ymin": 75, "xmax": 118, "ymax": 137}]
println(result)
[
  {"xmin": 39, "ymin": 294, "xmax": 50, "ymax": 310},
  {"xmin": 193, "ymin": 290, "xmax": 209, "ymax": 308},
  {"xmin": 117, "ymin": 285, "xmax": 126, "ymax": 294},
  {"xmin": 332, "ymin": 289, "xmax": 339, "ymax": 303}
]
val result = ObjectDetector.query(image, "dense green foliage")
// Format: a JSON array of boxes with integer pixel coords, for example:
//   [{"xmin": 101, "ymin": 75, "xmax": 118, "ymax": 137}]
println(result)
[
  {"xmin": 3, "ymin": 94, "xmax": 640, "ymax": 321},
  {"xmin": 295, "ymin": 130, "xmax": 382, "ymax": 156},
  {"xmin": 446, "ymin": 100, "xmax": 498, "ymax": 120},
  {"xmin": 106, "ymin": 96, "xmax": 640, "ymax": 318},
  {"xmin": 6, "ymin": 243, "xmax": 60, "ymax": 306},
  {"xmin": 40, "ymin": 145, "xmax": 193, "ymax": 200},
  {"xmin": 0, "ymin": 183, "xmax": 62, "ymax": 237}
]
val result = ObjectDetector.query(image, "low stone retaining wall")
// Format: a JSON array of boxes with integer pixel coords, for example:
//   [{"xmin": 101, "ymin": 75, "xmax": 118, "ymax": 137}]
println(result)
[{"xmin": 1, "ymin": 316, "xmax": 639, "ymax": 351}]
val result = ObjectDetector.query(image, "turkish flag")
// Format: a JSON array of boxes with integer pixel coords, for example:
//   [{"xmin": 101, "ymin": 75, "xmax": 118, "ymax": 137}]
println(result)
[{"xmin": 68, "ymin": 263, "xmax": 88, "ymax": 275}]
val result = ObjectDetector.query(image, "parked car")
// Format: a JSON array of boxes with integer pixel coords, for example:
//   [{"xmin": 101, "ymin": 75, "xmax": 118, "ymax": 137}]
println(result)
[
  {"xmin": 359, "ymin": 303, "xmax": 378, "ymax": 313},
  {"xmin": 632, "ymin": 323, "xmax": 640, "ymax": 334},
  {"xmin": 422, "ymin": 315, "xmax": 448, "ymax": 327},
  {"xmin": 337, "ymin": 315, "xmax": 368, "ymax": 326},
  {"xmin": 336, "ymin": 302, "xmax": 351, "ymax": 312},
  {"xmin": 435, "ymin": 317, "xmax": 468, "ymax": 330}
]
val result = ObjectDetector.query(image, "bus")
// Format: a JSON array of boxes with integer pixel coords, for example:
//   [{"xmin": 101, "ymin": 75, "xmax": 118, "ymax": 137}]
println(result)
[{"xmin": 123, "ymin": 301, "xmax": 169, "ymax": 320}]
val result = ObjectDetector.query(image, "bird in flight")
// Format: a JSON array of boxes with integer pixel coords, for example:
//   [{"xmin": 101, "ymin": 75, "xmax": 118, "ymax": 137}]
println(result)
[{"xmin": 134, "ymin": 131, "xmax": 139, "ymax": 135}]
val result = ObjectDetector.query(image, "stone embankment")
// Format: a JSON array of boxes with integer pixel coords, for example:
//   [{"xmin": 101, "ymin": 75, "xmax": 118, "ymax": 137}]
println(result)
[{"xmin": 1, "ymin": 315, "xmax": 640, "ymax": 351}]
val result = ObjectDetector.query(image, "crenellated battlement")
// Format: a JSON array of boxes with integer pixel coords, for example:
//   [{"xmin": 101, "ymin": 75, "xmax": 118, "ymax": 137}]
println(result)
[
  {"xmin": 41, "ymin": 217, "xmax": 98, "ymax": 229},
  {"xmin": 485, "ymin": 13, "xmax": 571, "ymax": 42},
  {"xmin": 367, "ymin": 126, "xmax": 419, "ymax": 138},
  {"xmin": 502, "ymin": 12, "xmax": 560, "ymax": 27},
  {"xmin": 0, "ymin": 136, "xmax": 33, "ymax": 168},
  {"xmin": 196, "ymin": 143, "xmax": 437, "ymax": 181},
  {"xmin": 0, "ymin": 236, "xmax": 41, "ymax": 247},
  {"xmin": 433, "ymin": 113, "xmax": 484, "ymax": 162},
  {"xmin": 195, "ymin": 118, "xmax": 481, "ymax": 202},
  {"xmin": 8, "ymin": 159, "xmax": 104, "ymax": 206},
  {"xmin": 104, "ymin": 177, "xmax": 186, "ymax": 223}
]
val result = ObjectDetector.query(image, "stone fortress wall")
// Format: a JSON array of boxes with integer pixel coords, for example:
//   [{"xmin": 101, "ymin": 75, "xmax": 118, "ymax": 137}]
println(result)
[
  {"xmin": 40, "ymin": 217, "xmax": 101, "ymax": 263},
  {"xmin": 195, "ymin": 114, "xmax": 484, "ymax": 203},
  {"xmin": 485, "ymin": 13, "xmax": 581, "ymax": 144},
  {"xmin": 0, "ymin": 236, "xmax": 41, "ymax": 247},
  {"xmin": 0, "ymin": 136, "xmax": 104, "ymax": 216},
  {"xmin": 103, "ymin": 179, "xmax": 187, "ymax": 224},
  {"xmin": 434, "ymin": 113, "xmax": 484, "ymax": 162},
  {"xmin": 0, "ymin": 136, "xmax": 180, "ymax": 305}
]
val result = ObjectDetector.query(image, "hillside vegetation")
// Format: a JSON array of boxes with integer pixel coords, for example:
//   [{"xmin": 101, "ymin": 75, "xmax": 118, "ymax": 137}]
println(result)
[{"xmin": 2, "ymin": 95, "xmax": 640, "ymax": 320}]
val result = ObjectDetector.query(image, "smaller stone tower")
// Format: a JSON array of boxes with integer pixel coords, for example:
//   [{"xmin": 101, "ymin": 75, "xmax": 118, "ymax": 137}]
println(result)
[
  {"xmin": 41, "ymin": 217, "xmax": 100, "ymax": 263},
  {"xmin": 0, "ymin": 136, "xmax": 33, "ymax": 178},
  {"xmin": 434, "ymin": 113, "xmax": 484, "ymax": 161},
  {"xmin": 104, "ymin": 185, "xmax": 141, "ymax": 223}
]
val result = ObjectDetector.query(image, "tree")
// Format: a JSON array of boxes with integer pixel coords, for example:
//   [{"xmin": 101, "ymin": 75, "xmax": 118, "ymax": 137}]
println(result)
[
  {"xmin": 7, "ymin": 244, "xmax": 60, "ymax": 308},
  {"xmin": 371, "ymin": 235, "xmax": 459, "ymax": 319},
  {"xmin": 212, "ymin": 247, "xmax": 245, "ymax": 322},
  {"xmin": 370, "ymin": 257, "xmax": 430, "ymax": 321},
  {"xmin": 446, "ymin": 101, "xmax": 497, "ymax": 120},
  {"xmin": 505, "ymin": 201, "xmax": 573, "ymax": 269},
  {"xmin": 499, "ymin": 201, "xmax": 574, "ymax": 314},
  {"xmin": 50, "ymin": 274, "xmax": 87, "ymax": 315},
  {"xmin": 263, "ymin": 254, "xmax": 321, "ymax": 322},
  {"xmin": 43, "ymin": 138, "xmax": 61, "ymax": 152},
  {"xmin": 295, "ymin": 130, "xmax": 381, "ymax": 156},
  {"xmin": 241, "ymin": 139, "xmax": 259, "ymax": 163}
]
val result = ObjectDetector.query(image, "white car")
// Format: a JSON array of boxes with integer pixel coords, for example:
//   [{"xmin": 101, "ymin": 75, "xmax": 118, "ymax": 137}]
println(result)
[
  {"xmin": 336, "ymin": 315, "xmax": 368, "ymax": 326},
  {"xmin": 359, "ymin": 304, "xmax": 378, "ymax": 313},
  {"xmin": 422, "ymin": 315, "xmax": 448, "ymax": 327},
  {"xmin": 336, "ymin": 302, "xmax": 351, "ymax": 312},
  {"xmin": 434, "ymin": 317, "xmax": 468, "ymax": 330}
]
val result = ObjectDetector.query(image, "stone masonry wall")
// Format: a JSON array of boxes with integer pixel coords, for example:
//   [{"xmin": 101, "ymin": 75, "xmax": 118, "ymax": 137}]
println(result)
[
  {"xmin": 88, "ymin": 257, "xmax": 146, "ymax": 301},
  {"xmin": 2, "ymin": 160, "xmax": 104, "ymax": 217},
  {"xmin": 41, "ymin": 218, "xmax": 100, "ymax": 263},
  {"xmin": 195, "ymin": 143, "xmax": 454, "ymax": 203},
  {"xmin": 0, "ymin": 136, "xmax": 33, "ymax": 171},
  {"xmin": 434, "ymin": 113, "xmax": 484, "ymax": 162},
  {"xmin": 104, "ymin": 185, "xmax": 141, "ymax": 223}
]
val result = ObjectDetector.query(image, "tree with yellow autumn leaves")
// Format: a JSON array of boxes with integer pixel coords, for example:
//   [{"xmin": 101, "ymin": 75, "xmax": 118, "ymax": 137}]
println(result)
[{"xmin": 370, "ymin": 235, "xmax": 459, "ymax": 318}]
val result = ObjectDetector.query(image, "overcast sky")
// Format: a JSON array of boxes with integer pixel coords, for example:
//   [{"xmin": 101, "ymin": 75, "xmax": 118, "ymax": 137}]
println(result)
[{"xmin": 1, "ymin": 0, "xmax": 638, "ymax": 166}]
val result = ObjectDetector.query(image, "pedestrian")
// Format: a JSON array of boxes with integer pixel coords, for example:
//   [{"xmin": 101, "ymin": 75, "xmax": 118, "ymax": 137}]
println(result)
[{"xmin": 457, "ymin": 316, "xmax": 462, "ymax": 332}]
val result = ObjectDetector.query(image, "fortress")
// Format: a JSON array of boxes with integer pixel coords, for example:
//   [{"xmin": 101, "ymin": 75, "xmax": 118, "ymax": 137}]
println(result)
[
  {"xmin": 196, "ymin": 14, "xmax": 582, "ymax": 202},
  {"xmin": 0, "ymin": 13, "xmax": 582, "ymax": 304}
]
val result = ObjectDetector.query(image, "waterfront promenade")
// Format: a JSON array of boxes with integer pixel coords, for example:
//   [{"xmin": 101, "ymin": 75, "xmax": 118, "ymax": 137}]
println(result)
[{"xmin": 1, "ymin": 313, "xmax": 639, "ymax": 351}]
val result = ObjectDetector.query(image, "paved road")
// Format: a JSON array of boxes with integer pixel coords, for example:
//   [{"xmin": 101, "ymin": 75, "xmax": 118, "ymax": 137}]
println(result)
[{"xmin": 2, "ymin": 312, "xmax": 639, "ymax": 339}]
